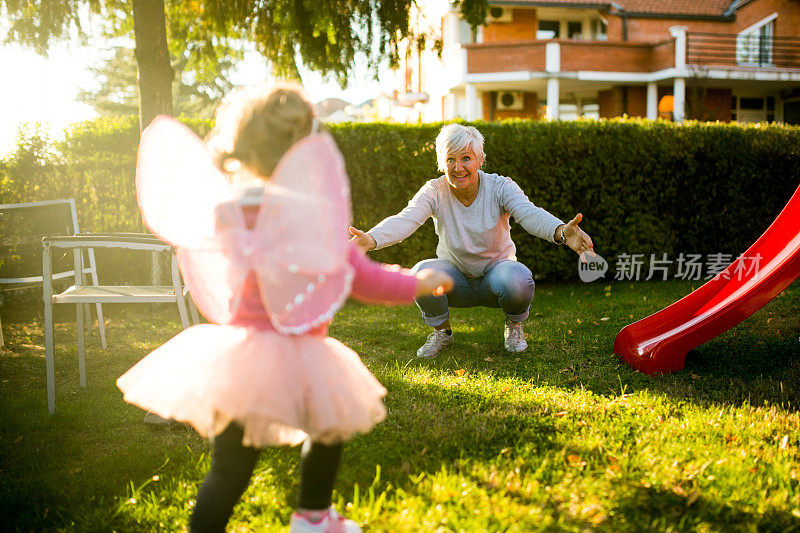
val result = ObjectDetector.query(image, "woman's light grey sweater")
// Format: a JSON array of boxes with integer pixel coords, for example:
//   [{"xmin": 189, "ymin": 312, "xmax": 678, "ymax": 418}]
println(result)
[{"xmin": 369, "ymin": 171, "xmax": 564, "ymax": 278}]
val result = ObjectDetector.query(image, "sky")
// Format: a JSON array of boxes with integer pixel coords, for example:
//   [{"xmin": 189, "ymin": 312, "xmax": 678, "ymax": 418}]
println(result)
[
  {"xmin": 0, "ymin": 35, "xmax": 386, "ymax": 157},
  {"xmin": 0, "ymin": 41, "xmax": 98, "ymax": 156}
]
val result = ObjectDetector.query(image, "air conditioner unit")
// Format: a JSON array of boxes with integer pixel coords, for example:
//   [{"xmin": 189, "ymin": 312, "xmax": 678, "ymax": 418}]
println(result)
[
  {"xmin": 487, "ymin": 6, "xmax": 513, "ymax": 23},
  {"xmin": 496, "ymin": 91, "xmax": 524, "ymax": 110}
]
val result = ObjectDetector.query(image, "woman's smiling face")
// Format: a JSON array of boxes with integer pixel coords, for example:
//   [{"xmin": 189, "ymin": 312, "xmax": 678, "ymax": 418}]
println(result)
[{"xmin": 445, "ymin": 146, "xmax": 481, "ymax": 193}]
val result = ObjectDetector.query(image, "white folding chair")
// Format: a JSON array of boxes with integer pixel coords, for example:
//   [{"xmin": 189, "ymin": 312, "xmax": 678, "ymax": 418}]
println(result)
[
  {"xmin": 42, "ymin": 233, "xmax": 198, "ymax": 414},
  {"xmin": 0, "ymin": 199, "xmax": 105, "ymax": 349}
]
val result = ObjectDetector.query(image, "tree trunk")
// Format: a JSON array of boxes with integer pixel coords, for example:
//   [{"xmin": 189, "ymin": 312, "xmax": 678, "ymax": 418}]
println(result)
[
  {"xmin": 132, "ymin": 0, "xmax": 173, "ymax": 285},
  {"xmin": 132, "ymin": 0, "xmax": 174, "ymax": 132}
]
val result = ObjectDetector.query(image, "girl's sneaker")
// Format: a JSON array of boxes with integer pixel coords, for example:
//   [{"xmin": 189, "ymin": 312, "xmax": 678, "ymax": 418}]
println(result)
[{"xmin": 289, "ymin": 508, "xmax": 361, "ymax": 533}]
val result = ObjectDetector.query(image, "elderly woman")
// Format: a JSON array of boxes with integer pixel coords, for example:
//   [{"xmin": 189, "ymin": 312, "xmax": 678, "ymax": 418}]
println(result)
[{"xmin": 349, "ymin": 124, "xmax": 594, "ymax": 358}]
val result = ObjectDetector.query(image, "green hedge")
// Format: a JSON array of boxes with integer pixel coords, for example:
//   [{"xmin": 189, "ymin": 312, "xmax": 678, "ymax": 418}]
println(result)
[
  {"xmin": 2, "ymin": 117, "xmax": 798, "ymax": 284},
  {"xmin": 335, "ymin": 119, "xmax": 800, "ymax": 280}
]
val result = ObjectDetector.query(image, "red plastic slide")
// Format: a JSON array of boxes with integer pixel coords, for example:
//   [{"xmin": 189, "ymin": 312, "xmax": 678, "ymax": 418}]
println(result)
[{"xmin": 614, "ymin": 183, "xmax": 800, "ymax": 375}]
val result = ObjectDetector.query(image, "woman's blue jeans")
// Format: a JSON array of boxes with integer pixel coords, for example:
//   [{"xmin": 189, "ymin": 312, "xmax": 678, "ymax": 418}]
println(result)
[{"xmin": 411, "ymin": 258, "xmax": 535, "ymax": 327}]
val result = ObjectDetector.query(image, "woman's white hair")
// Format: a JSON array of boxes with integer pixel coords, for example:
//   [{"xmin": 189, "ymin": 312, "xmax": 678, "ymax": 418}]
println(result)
[{"xmin": 435, "ymin": 123, "xmax": 485, "ymax": 172}]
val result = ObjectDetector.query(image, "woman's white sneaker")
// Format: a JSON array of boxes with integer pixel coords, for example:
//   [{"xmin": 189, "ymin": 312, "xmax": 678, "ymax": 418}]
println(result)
[
  {"xmin": 504, "ymin": 321, "xmax": 528, "ymax": 353},
  {"xmin": 416, "ymin": 329, "xmax": 454, "ymax": 358}
]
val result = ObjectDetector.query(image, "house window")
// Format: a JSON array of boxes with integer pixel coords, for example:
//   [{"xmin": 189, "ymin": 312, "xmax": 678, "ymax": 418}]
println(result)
[
  {"xmin": 785, "ymin": 100, "xmax": 800, "ymax": 125},
  {"xmin": 567, "ymin": 21, "xmax": 583, "ymax": 39},
  {"xmin": 537, "ymin": 20, "xmax": 560, "ymax": 39},
  {"xmin": 591, "ymin": 18, "xmax": 607, "ymax": 41},
  {"xmin": 458, "ymin": 18, "xmax": 477, "ymax": 44},
  {"xmin": 731, "ymin": 95, "xmax": 776, "ymax": 123},
  {"xmin": 557, "ymin": 99, "xmax": 599, "ymax": 120},
  {"xmin": 559, "ymin": 103, "xmax": 579, "ymax": 120},
  {"xmin": 442, "ymin": 15, "xmax": 464, "ymax": 47},
  {"xmin": 581, "ymin": 101, "xmax": 600, "ymax": 119},
  {"xmin": 740, "ymin": 97, "xmax": 763, "ymax": 109},
  {"xmin": 736, "ymin": 15, "xmax": 775, "ymax": 66}
]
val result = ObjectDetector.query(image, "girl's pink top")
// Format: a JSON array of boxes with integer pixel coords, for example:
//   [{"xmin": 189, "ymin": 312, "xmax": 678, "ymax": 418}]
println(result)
[{"xmin": 230, "ymin": 206, "xmax": 417, "ymax": 333}]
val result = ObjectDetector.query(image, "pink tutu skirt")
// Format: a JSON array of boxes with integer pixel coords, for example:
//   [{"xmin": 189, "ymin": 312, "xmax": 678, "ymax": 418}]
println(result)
[{"xmin": 116, "ymin": 324, "xmax": 387, "ymax": 447}]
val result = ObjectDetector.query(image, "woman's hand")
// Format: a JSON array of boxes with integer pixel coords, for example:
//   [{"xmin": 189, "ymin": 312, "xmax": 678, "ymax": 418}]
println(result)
[
  {"xmin": 557, "ymin": 213, "xmax": 594, "ymax": 260},
  {"xmin": 348, "ymin": 226, "xmax": 377, "ymax": 253},
  {"xmin": 414, "ymin": 268, "xmax": 454, "ymax": 298}
]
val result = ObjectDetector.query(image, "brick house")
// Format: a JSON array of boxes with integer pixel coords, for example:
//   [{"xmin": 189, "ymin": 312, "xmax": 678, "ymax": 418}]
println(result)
[{"xmin": 387, "ymin": 0, "xmax": 800, "ymax": 123}]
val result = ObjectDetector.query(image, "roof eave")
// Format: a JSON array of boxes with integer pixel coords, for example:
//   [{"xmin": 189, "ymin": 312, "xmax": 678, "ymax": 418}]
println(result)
[
  {"xmin": 488, "ymin": 1, "xmax": 738, "ymax": 20},
  {"xmin": 620, "ymin": 11, "xmax": 735, "ymax": 22},
  {"xmin": 489, "ymin": 1, "xmax": 612, "ymax": 10}
]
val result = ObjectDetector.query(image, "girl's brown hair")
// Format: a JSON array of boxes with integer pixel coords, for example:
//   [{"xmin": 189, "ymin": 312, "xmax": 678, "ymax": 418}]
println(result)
[{"xmin": 207, "ymin": 82, "xmax": 315, "ymax": 179}]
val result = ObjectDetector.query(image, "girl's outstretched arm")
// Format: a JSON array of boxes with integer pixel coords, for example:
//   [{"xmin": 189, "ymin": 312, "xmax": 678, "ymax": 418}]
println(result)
[
  {"xmin": 347, "ymin": 244, "xmax": 417, "ymax": 305},
  {"xmin": 347, "ymin": 244, "xmax": 453, "ymax": 305}
]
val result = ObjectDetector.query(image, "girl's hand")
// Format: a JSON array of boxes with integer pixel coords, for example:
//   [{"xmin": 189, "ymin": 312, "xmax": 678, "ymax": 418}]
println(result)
[
  {"xmin": 557, "ymin": 213, "xmax": 595, "ymax": 261},
  {"xmin": 415, "ymin": 269, "xmax": 454, "ymax": 298},
  {"xmin": 348, "ymin": 226, "xmax": 377, "ymax": 253}
]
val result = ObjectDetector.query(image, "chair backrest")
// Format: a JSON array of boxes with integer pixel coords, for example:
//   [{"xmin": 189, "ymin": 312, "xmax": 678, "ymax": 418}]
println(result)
[{"xmin": 0, "ymin": 199, "xmax": 92, "ymax": 289}]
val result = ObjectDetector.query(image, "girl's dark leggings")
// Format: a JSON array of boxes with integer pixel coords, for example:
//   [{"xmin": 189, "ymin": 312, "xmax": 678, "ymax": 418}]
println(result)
[{"xmin": 189, "ymin": 423, "xmax": 343, "ymax": 533}]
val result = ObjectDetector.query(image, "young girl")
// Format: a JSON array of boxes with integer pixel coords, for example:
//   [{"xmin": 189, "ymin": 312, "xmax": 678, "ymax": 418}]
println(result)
[{"xmin": 116, "ymin": 83, "xmax": 452, "ymax": 533}]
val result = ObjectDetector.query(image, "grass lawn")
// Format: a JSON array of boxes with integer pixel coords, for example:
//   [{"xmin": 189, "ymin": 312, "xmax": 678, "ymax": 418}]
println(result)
[{"xmin": 1, "ymin": 279, "xmax": 798, "ymax": 532}]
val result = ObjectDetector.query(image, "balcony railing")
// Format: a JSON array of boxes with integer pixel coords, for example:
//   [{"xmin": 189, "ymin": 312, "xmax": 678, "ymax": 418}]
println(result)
[
  {"xmin": 465, "ymin": 40, "xmax": 674, "ymax": 74},
  {"xmin": 465, "ymin": 41, "xmax": 547, "ymax": 73},
  {"xmin": 463, "ymin": 33, "xmax": 800, "ymax": 77},
  {"xmin": 686, "ymin": 32, "xmax": 800, "ymax": 69}
]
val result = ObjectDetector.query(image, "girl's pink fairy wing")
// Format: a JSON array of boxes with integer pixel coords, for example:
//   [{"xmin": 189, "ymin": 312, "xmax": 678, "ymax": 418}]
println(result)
[
  {"xmin": 135, "ymin": 115, "xmax": 249, "ymax": 324},
  {"xmin": 175, "ymin": 213, "xmax": 251, "ymax": 325},
  {"xmin": 136, "ymin": 115, "xmax": 237, "ymax": 248},
  {"xmin": 252, "ymin": 133, "xmax": 354, "ymax": 334}
]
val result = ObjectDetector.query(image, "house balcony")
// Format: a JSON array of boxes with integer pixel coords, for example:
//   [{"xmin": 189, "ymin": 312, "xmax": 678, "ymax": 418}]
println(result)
[
  {"xmin": 463, "ymin": 33, "xmax": 800, "ymax": 80},
  {"xmin": 464, "ymin": 39, "xmax": 676, "ymax": 77},
  {"xmin": 458, "ymin": 39, "xmax": 678, "ymax": 120},
  {"xmin": 685, "ymin": 32, "xmax": 800, "ymax": 71}
]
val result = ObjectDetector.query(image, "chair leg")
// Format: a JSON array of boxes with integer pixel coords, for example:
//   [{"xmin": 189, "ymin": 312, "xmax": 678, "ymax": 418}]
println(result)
[
  {"xmin": 85, "ymin": 249, "xmax": 107, "ymax": 349},
  {"xmin": 45, "ymin": 299, "xmax": 55, "ymax": 414},
  {"xmin": 187, "ymin": 294, "xmax": 199, "ymax": 325},
  {"xmin": 77, "ymin": 303, "xmax": 86, "ymax": 388},
  {"xmin": 80, "ymin": 272, "xmax": 93, "ymax": 340},
  {"xmin": 95, "ymin": 303, "xmax": 107, "ymax": 349},
  {"xmin": 170, "ymin": 253, "xmax": 191, "ymax": 329},
  {"xmin": 0, "ymin": 315, "xmax": 4, "ymax": 348},
  {"xmin": 83, "ymin": 303, "xmax": 91, "ymax": 337},
  {"xmin": 176, "ymin": 296, "xmax": 190, "ymax": 329}
]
